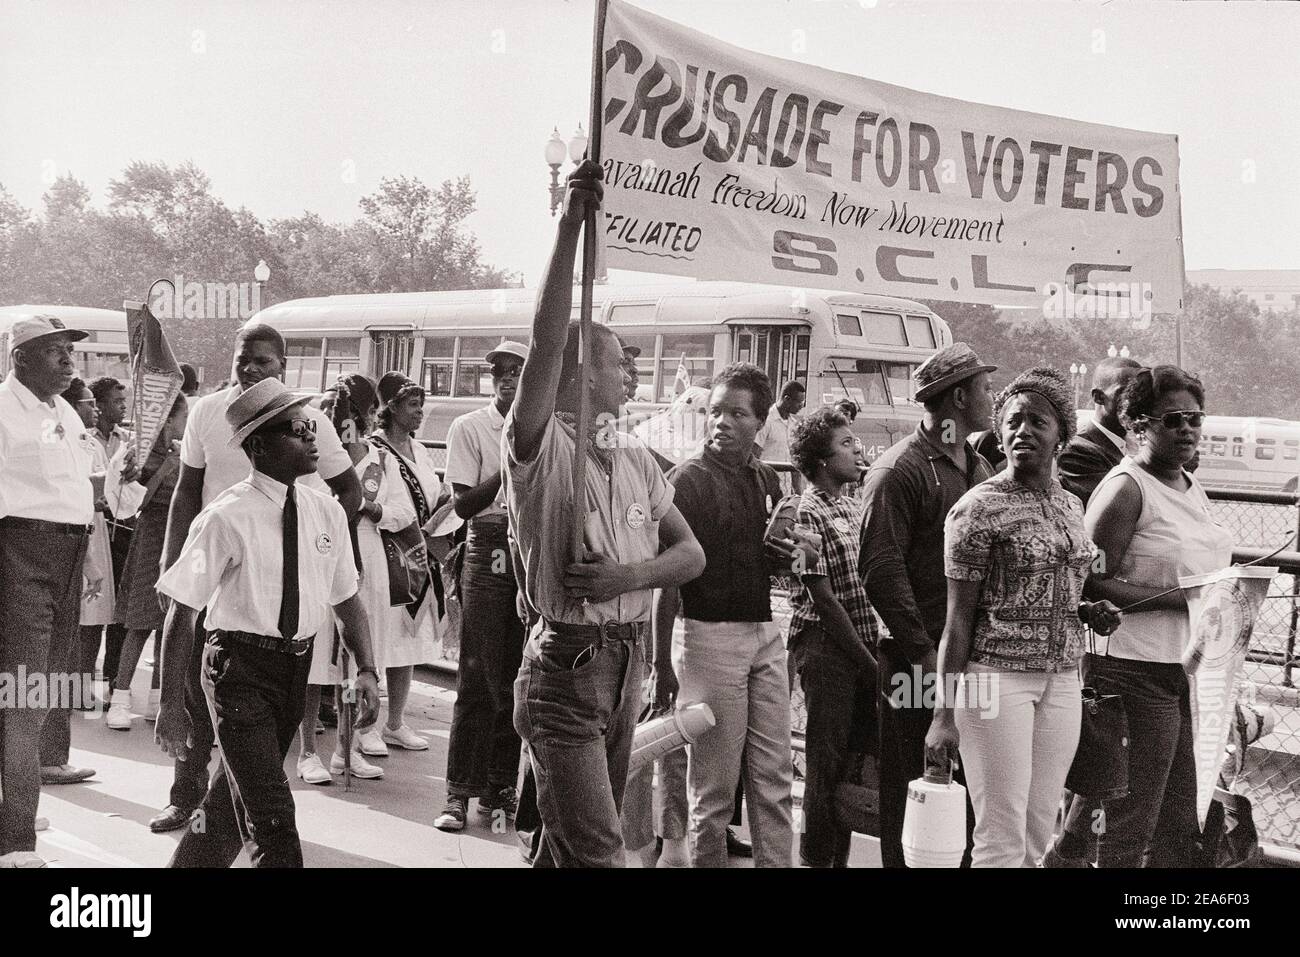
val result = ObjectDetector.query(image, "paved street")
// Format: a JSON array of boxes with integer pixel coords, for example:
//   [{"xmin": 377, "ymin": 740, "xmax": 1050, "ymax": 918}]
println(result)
[{"xmin": 36, "ymin": 663, "xmax": 882, "ymax": 868}]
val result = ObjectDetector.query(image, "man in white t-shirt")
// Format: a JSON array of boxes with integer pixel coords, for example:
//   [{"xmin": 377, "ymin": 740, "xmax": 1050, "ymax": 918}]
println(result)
[
  {"xmin": 147, "ymin": 323, "xmax": 361, "ymax": 834},
  {"xmin": 754, "ymin": 381, "xmax": 806, "ymax": 490}
]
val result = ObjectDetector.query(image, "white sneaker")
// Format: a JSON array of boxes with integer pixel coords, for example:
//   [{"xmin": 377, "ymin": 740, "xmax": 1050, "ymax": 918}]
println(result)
[
  {"xmin": 144, "ymin": 689, "xmax": 161, "ymax": 722},
  {"xmin": 330, "ymin": 749, "xmax": 384, "ymax": 779},
  {"xmin": 380, "ymin": 724, "xmax": 428, "ymax": 751},
  {"xmin": 105, "ymin": 690, "xmax": 133, "ymax": 730},
  {"xmin": 296, "ymin": 754, "xmax": 332, "ymax": 786},
  {"xmin": 356, "ymin": 727, "xmax": 389, "ymax": 757}
]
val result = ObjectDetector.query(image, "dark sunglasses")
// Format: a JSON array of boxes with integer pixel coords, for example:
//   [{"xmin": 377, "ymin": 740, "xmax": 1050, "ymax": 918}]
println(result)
[
  {"xmin": 1139, "ymin": 410, "xmax": 1205, "ymax": 429},
  {"xmin": 262, "ymin": 418, "xmax": 317, "ymax": 439}
]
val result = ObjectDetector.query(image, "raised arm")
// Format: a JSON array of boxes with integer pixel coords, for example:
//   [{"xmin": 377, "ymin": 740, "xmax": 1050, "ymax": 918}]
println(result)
[{"xmin": 510, "ymin": 159, "xmax": 603, "ymax": 464}]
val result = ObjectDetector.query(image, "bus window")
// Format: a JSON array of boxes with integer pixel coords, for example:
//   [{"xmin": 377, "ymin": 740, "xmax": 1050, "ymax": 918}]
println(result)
[
  {"xmin": 657, "ymin": 333, "xmax": 714, "ymax": 401},
  {"xmin": 455, "ymin": 336, "xmax": 502, "ymax": 397},
  {"xmin": 77, "ymin": 352, "xmax": 131, "ymax": 383},
  {"xmin": 862, "ymin": 311, "xmax": 907, "ymax": 346},
  {"xmin": 323, "ymin": 337, "xmax": 360, "ymax": 386},
  {"xmin": 1231, "ymin": 437, "xmax": 1244, "ymax": 457},
  {"xmin": 285, "ymin": 338, "xmax": 323, "ymax": 390},
  {"xmin": 617, "ymin": 333, "xmax": 656, "ymax": 401},
  {"xmin": 1256, "ymin": 447, "xmax": 1276, "ymax": 460},
  {"xmin": 820, "ymin": 358, "xmax": 889, "ymax": 408},
  {"xmin": 836, "ymin": 314, "xmax": 862, "ymax": 336},
  {"xmin": 421, "ymin": 337, "xmax": 455, "ymax": 396},
  {"xmin": 905, "ymin": 315, "xmax": 935, "ymax": 348},
  {"xmin": 882, "ymin": 361, "xmax": 919, "ymax": 405}
]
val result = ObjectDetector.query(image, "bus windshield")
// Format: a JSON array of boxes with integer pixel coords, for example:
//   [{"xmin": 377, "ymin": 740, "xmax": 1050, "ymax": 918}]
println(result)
[{"xmin": 818, "ymin": 357, "xmax": 891, "ymax": 408}]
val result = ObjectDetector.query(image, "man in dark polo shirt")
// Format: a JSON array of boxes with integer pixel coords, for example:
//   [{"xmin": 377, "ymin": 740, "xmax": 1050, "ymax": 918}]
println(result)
[
  {"xmin": 859, "ymin": 342, "xmax": 995, "ymax": 868},
  {"xmin": 652, "ymin": 363, "xmax": 819, "ymax": 868}
]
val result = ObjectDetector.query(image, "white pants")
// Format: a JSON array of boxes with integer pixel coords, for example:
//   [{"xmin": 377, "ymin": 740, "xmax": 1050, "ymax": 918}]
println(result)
[
  {"xmin": 675, "ymin": 619, "xmax": 793, "ymax": 868},
  {"xmin": 954, "ymin": 665, "xmax": 1081, "ymax": 868}
]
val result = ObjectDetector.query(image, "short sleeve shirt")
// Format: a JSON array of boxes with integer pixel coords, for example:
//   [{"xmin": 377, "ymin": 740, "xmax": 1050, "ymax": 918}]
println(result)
[
  {"xmin": 180, "ymin": 384, "xmax": 352, "ymax": 505},
  {"xmin": 944, "ymin": 473, "xmax": 1093, "ymax": 672},
  {"xmin": 790, "ymin": 486, "xmax": 877, "ymax": 645},
  {"xmin": 667, "ymin": 446, "xmax": 782, "ymax": 622},
  {"xmin": 504, "ymin": 413, "xmax": 673, "ymax": 625},
  {"xmin": 156, "ymin": 471, "xmax": 358, "ymax": 637},
  {"xmin": 755, "ymin": 404, "xmax": 799, "ymax": 465},
  {"xmin": 445, "ymin": 402, "xmax": 507, "ymax": 518},
  {"xmin": 0, "ymin": 373, "xmax": 95, "ymax": 524}
]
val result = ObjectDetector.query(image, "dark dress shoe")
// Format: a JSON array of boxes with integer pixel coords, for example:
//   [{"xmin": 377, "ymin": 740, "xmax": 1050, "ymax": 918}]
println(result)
[
  {"xmin": 40, "ymin": 765, "xmax": 96, "ymax": 785},
  {"xmin": 726, "ymin": 827, "xmax": 753, "ymax": 858},
  {"xmin": 149, "ymin": 805, "xmax": 195, "ymax": 833}
]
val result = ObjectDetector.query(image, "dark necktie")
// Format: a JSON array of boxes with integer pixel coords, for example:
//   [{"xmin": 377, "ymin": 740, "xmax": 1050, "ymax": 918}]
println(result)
[{"xmin": 278, "ymin": 486, "xmax": 300, "ymax": 640}]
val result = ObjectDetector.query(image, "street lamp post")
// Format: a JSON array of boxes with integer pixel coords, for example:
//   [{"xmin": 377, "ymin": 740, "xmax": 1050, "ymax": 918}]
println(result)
[
  {"xmin": 1070, "ymin": 362, "xmax": 1088, "ymax": 410},
  {"xmin": 253, "ymin": 259, "xmax": 270, "ymax": 314},
  {"xmin": 545, "ymin": 125, "xmax": 588, "ymax": 216}
]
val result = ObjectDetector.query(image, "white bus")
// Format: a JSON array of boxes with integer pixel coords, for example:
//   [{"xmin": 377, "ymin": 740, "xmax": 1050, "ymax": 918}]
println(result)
[
  {"xmin": 1077, "ymin": 409, "xmax": 1300, "ymax": 494},
  {"xmin": 252, "ymin": 281, "xmax": 953, "ymax": 461},
  {"xmin": 0, "ymin": 305, "xmax": 131, "ymax": 382}
]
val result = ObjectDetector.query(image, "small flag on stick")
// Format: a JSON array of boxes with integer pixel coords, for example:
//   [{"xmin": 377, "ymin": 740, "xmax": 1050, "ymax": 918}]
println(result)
[{"xmin": 673, "ymin": 353, "xmax": 690, "ymax": 396}]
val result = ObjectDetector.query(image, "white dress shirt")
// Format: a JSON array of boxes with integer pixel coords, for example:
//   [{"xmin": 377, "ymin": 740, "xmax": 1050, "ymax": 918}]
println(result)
[
  {"xmin": 180, "ymin": 384, "xmax": 352, "ymax": 506},
  {"xmin": 444, "ymin": 401, "xmax": 508, "ymax": 517},
  {"xmin": 156, "ymin": 470, "xmax": 359, "ymax": 639},
  {"xmin": 754, "ymin": 403, "xmax": 799, "ymax": 465},
  {"xmin": 0, "ymin": 372, "xmax": 94, "ymax": 524}
]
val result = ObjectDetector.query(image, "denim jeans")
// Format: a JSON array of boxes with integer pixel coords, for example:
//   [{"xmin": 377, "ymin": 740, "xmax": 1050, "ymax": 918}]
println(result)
[
  {"xmin": 792, "ymin": 628, "xmax": 875, "ymax": 868},
  {"xmin": 446, "ymin": 520, "xmax": 524, "ymax": 798},
  {"xmin": 1087, "ymin": 655, "xmax": 1201, "ymax": 868},
  {"xmin": 676, "ymin": 618, "xmax": 793, "ymax": 868},
  {"xmin": 0, "ymin": 527, "xmax": 86, "ymax": 854},
  {"xmin": 514, "ymin": 624, "xmax": 643, "ymax": 868},
  {"xmin": 955, "ymin": 665, "xmax": 1081, "ymax": 868},
  {"xmin": 170, "ymin": 634, "xmax": 311, "ymax": 868}
]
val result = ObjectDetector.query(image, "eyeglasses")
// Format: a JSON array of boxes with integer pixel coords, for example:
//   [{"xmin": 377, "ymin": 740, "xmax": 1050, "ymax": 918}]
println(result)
[
  {"xmin": 1139, "ymin": 410, "xmax": 1205, "ymax": 429},
  {"xmin": 262, "ymin": 418, "xmax": 317, "ymax": 439}
]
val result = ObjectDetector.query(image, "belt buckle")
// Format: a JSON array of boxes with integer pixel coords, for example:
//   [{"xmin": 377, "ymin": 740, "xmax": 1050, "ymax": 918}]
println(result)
[{"xmin": 290, "ymin": 637, "xmax": 311, "ymax": 657}]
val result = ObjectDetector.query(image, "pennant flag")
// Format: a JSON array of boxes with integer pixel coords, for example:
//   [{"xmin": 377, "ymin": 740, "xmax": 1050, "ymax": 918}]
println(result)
[
  {"xmin": 1179, "ymin": 565, "xmax": 1276, "ymax": 826},
  {"xmin": 673, "ymin": 352, "xmax": 690, "ymax": 396},
  {"xmin": 123, "ymin": 297, "xmax": 184, "ymax": 469}
]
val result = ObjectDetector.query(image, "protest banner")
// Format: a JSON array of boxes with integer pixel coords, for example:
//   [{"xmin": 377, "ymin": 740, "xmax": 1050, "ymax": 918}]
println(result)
[
  {"xmin": 123, "ymin": 294, "xmax": 184, "ymax": 474},
  {"xmin": 597, "ymin": 0, "xmax": 1184, "ymax": 316},
  {"xmin": 1179, "ymin": 565, "xmax": 1276, "ymax": 826}
]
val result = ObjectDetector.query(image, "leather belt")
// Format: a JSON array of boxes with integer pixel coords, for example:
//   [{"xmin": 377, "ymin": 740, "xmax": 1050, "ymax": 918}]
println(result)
[
  {"xmin": 212, "ymin": 629, "xmax": 312, "ymax": 657},
  {"xmin": 0, "ymin": 516, "xmax": 93, "ymax": 536},
  {"xmin": 543, "ymin": 619, "xmax": 645, "ymax": 642}
]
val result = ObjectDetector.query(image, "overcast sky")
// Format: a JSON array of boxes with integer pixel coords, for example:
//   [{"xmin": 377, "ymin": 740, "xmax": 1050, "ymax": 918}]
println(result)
[{"xmin": 2, "ymin": 0, "xmax": 1296, "ymax": 287}]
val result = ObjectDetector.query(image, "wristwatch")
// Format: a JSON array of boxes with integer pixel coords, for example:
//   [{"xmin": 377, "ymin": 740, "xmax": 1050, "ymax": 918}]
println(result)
[{"xmin": 357, "ymin": 666, "xmax": 379, "ymax": 680}]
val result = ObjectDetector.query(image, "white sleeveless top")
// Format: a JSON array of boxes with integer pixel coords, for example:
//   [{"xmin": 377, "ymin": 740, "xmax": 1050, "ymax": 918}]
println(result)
[{"xmin": 1087, "ymin": 457, "xmax": 1234, "ymax": 663}]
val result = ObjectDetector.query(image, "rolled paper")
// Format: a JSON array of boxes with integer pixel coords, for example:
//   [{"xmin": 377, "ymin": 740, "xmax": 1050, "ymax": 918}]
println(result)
[{"xmin": 628, "ymin": 702, "xmax": 715, "ymax": 775}]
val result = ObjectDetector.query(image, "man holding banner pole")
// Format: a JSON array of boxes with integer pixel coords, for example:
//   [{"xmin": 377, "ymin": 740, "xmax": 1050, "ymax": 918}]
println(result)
[{"xmin": 505, "ymin": 159, "xmax": 704, "ymax": 867}]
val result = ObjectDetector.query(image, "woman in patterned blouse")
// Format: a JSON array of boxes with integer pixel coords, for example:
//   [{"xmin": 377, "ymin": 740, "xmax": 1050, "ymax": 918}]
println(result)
[{"xmin": 925, "ymin": 368, "xmax": 1121, "ymax": 868}]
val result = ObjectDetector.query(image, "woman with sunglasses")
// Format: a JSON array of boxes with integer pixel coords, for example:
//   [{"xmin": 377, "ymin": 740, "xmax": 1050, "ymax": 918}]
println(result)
[{"xmin": 1070, "ymin": 365, "xmax": 1232, "ymax": 867}]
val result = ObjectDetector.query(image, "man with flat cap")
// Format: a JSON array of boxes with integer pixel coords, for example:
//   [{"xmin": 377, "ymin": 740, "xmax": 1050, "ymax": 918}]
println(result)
[
  {"xmin": 154, "ymin": 378, "xmax": 380, "ymax": 867},
  {"xmin": 0, "ymin": 315, "xmax": 98, "ymax": 867},
  {"xmin": 435, "ymin": 340, "xmax": 530, "ymax": 832},
  {"xmin": 858, "ymin": 342, "xmax": 996, "ymax": 868}
]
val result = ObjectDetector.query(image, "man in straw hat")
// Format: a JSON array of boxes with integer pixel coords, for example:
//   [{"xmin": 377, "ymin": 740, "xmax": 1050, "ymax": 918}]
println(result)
[
  {"xmin": 154, "ymin": 378, "xmax": 380, "ymax": 867},
  {"xmin": 504, "ymin": 160, "xmax": 704, "ymax": 867},
  {"xmin": 0, "ymin": 315, "xmax": 97, "ymax": 867},
  {"xmin": 858, "ymin": 342, "xmax": 996, "ymax": 868},
  {"xmin": 151, "ymin": 321, "xmax": 362, "ymax": 834},
  {"xmin": 435, "ymin": 340, "xmax": 530, "ymax": 833}
]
